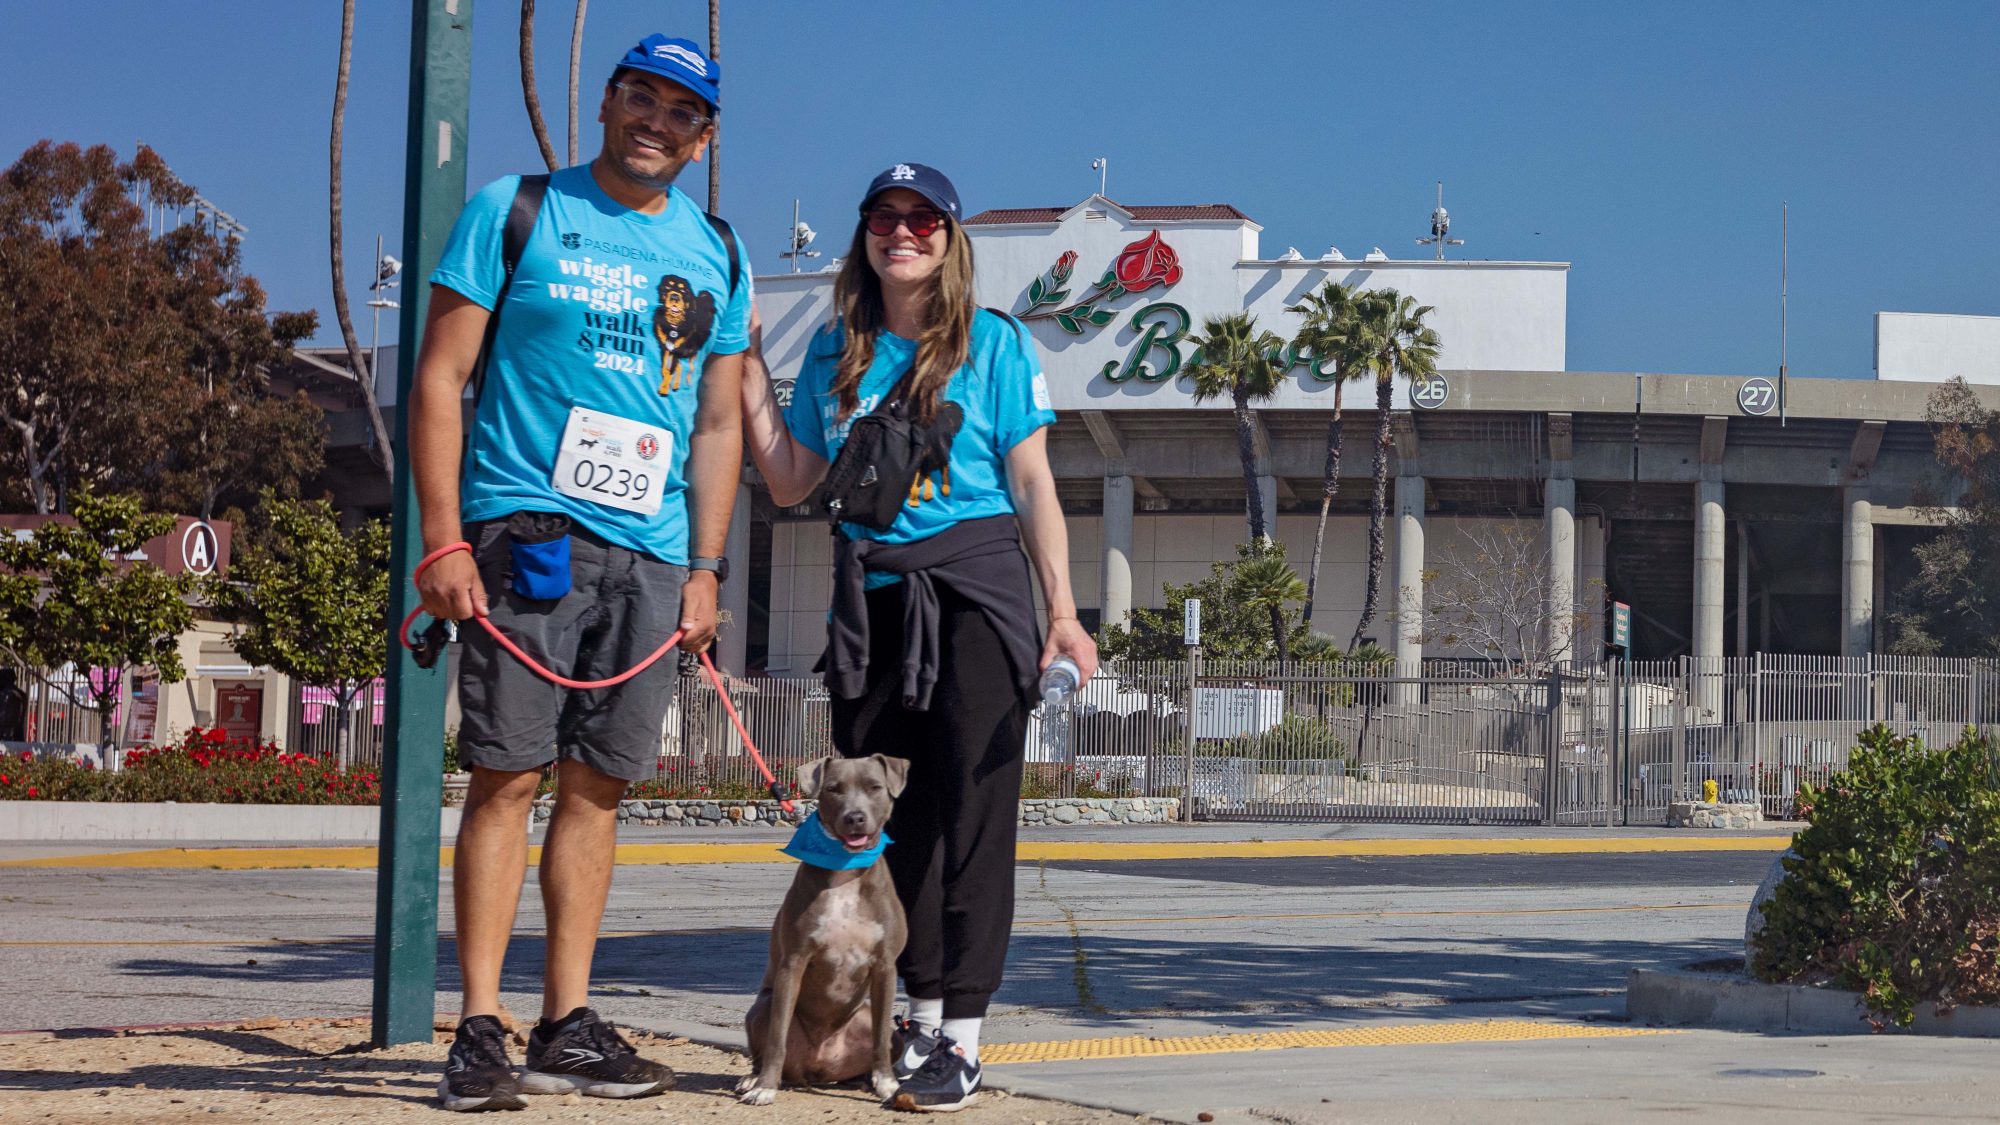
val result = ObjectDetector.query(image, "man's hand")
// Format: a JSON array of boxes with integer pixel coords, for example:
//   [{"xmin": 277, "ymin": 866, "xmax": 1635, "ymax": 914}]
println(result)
[
  {"xmin": 678, "ymin": 570, "xmax": 720, "ymax": 652},
  {"xmin": 417, "ymin": 549, "xmax": 488, "ymax": 621}
]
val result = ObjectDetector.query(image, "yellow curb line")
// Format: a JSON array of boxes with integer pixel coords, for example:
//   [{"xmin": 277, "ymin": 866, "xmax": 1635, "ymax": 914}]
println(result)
[
  {"xmin": 0, "ymin": 834, "xmax": 1790, "ymax": 870},
  {"xmin": 981, "ymin": 1019, "xmax": 1678, "ymax": 1064}
]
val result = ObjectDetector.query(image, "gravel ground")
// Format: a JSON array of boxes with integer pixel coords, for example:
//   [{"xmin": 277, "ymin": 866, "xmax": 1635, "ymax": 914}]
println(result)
[{"xmin": 0, "ymin": 1017, "xmax": 1136, "ymax": 1124}]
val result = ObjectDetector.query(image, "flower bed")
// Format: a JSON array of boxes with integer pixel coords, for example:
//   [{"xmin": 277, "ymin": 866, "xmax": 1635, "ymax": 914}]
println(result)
[{"xmin": 0, "ymin": 728, "xmax": 381, "ymax": 806}]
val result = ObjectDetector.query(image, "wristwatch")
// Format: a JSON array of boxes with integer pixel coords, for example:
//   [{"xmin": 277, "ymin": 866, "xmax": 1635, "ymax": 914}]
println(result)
[{"xmin": 689, "ymin": 556, "xmax": 730, "ymax": 583}]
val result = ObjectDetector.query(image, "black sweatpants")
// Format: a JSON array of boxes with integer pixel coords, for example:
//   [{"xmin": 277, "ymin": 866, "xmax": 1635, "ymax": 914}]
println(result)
[{"xmin": 831, "ymin": 581, "xmax": 1028, "ymax": 1020}]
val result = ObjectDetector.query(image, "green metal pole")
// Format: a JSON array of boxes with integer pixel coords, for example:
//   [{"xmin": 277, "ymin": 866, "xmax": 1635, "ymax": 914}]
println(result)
[{"xmin": 372, "ymin": 0, "xmax": 473, "ymax": 1048}]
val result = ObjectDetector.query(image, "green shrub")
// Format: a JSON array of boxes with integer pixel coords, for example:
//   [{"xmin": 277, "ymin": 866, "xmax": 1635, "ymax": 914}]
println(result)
[
  {"xmin": 0, "ymin": 728, "xmax": 382, "ymax": 805},
  {"xmin": 1750, "ymin": 725, "xmax": 2000, "ymax": 1027},
  {"xmin": 1214, "ymin": 713, "xmax": 1349, "ymax": 762}
]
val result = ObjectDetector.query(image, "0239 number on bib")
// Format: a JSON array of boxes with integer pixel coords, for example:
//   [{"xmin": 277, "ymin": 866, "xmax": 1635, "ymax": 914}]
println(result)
[{"xmin": 553, "ymin": 406, "xmax": 670, "ymax": 516}]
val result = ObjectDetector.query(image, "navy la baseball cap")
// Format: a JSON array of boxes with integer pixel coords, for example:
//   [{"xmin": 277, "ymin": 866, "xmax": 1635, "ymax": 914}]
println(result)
[
  {"xmin": 615, "ymin": 34, "xmax": 720, "ymax": 109},
  {"xmin": 861, "ymin": 163, "xmax": 961, "ymax": 220}
]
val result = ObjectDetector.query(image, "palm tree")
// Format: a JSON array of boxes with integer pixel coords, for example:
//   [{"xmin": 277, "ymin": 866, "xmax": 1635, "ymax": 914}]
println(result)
[
  {"xmin": 329, "ymin": 0, "xmax": 392, "ymax": 484},
  {"xmin": 1348, "ymin": 290, "xmax": 1442, "ymax": 652},
  {"xmin": 567, "ymin": 0, "xmax": 589, "ymax": 165},
  {"xmin": 519, "ymin": 0, "xmax": 561, "ymax": 171},
  {"xmin": 1236, "ymin": 552, "xmax": 1309, "ymax": 661},
  {"xmin": 1287, "ymin": 280, "xmax": 1368, "ymax": 627},
  {"xmin": 1184, "ymin": 313, "xmax": 1286, "ymax": 543},
  {"xmin": 707, "ymin": 0, "xmax": 721, "ymax": 209}
]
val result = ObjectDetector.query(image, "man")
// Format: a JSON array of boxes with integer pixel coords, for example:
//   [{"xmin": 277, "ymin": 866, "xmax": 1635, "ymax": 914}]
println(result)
[{"xmin": 409, "ymin": 33, "xmax": 747, "ymax": 1112}]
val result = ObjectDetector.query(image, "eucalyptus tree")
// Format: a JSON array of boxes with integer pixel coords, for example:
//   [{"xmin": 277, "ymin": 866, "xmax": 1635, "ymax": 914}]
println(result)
[{"xmin": 328, "ymin": 0, "xmax": 392, "ymax": 481}]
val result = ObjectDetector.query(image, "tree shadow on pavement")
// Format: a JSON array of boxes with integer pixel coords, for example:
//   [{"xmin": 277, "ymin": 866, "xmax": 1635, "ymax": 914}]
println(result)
[{"xmin": 116, "ymin": 927, "xmax": 1735, "ymax": 1031}]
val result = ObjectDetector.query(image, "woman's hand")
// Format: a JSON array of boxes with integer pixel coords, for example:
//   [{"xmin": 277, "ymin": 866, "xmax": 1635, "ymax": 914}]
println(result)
[{"xmin": 1042, "ymin": 616, "xmax": 1099, "ymax": 687}]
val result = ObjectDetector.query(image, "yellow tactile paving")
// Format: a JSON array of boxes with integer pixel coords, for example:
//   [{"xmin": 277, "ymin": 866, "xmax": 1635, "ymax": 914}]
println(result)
[
  {"xmin": 0, "ymin": 834, "xmax": 1789, "ymax": 870},
  {"xmin": 980, "ymin": 1020, "xmax": 1676, "ymax": 1065}
]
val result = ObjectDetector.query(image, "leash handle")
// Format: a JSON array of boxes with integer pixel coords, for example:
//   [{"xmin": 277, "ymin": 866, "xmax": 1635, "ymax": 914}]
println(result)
[{"xmin": 397, "ymin": 539, "xmax": 794, "ymax": 812}]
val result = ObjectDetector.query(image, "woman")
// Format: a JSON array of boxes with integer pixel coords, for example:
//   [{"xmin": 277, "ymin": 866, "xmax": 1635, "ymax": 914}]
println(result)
[{"xmin": 742, "ymin": 162, "xmax": 1096, "ymax": 1111}]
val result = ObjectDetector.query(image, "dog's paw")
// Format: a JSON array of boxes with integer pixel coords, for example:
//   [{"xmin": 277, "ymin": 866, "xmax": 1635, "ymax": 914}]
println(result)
[
  {"xmin": 738, "ymin": 1085, "xmax": 778, "ymax": 1106},
  {"xmin": 734, "ymin": 1074, "xmax": 759, "ymax": 1094},
  {"xmin": 871, "ymin": 1070, "xmax": 899, "ymax": 1101}
]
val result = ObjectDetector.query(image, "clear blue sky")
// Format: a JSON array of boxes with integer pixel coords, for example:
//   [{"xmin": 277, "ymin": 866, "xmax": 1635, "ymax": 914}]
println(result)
[{"xmin": 4, "ymin": 1, "xmax": 1996, "ymax": 378}]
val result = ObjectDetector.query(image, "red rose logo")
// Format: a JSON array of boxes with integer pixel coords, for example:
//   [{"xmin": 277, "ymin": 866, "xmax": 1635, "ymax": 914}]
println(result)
[
  {"xmin": 1053, "ymin": 249, "xmax": 1078, "ymax": 281},
  {"xmin": 1111, "ymin": 230, "xmax": 1182, "ymax": 293}
]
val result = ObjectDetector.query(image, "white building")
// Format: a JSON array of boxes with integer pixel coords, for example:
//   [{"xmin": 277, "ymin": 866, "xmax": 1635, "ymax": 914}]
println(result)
[{"xmin": 746, "ymin": 194, "xmax": 1572, "ymax": 673}]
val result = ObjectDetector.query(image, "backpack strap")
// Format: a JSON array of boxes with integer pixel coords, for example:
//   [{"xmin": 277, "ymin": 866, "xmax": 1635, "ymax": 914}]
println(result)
[
  {"xmin": 704, "ymin": 211, "xmax": 742, "ymax": 297},
  {"xmin": 470, "ymin": 173, "xmax": 550, "ymax": 400}
]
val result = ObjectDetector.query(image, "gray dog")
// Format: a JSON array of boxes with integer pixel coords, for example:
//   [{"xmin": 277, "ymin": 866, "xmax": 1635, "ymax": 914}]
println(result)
[{"xmin": 737, "ymin": 754, "xmax": 910, "ymax": 1105}]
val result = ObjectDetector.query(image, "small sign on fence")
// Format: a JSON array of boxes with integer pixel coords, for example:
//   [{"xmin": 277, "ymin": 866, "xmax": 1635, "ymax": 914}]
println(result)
[
  {"xmin": 1184, "ymin": 599, "xmax": 1202, "ymax": 646},
  {"xmin": 1610, "ymin": 601, "xmax": 1632, "ymax": 650}
]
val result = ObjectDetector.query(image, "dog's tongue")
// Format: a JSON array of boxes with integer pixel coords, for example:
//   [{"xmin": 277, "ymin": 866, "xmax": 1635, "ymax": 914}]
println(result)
[{"xmin": 844, "ymin": 833, "xmax": 873, "ymax": 849}]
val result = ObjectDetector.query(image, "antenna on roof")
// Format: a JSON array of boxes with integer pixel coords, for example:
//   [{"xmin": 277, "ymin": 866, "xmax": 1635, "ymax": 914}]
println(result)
[
  {"xmin": 1779, "ymin": 201, "xmax": 1789, "ymax": 427},
  {"xmin": 1090, "ymin": 157, "xmax": 1108, "ymax": 198},
  {"xmin": 1414, "ymin": 181, "xmax": 1463, "ymax": 260}
]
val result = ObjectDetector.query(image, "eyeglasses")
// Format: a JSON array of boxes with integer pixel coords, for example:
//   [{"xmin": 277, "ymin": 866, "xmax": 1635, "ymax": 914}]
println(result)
[
  {"xmin": 612, "ymin": 82, "xmax": 713, "ymax": 138},
  {"xmin": 862, "ymin": 206, "xmax": 947, "ymax": 239}
]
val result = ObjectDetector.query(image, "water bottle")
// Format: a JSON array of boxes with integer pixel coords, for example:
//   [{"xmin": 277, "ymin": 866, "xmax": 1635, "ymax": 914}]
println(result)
[{"xmin": 1039, "ymin": 656, "xmax": 1081, "ymax": 706}]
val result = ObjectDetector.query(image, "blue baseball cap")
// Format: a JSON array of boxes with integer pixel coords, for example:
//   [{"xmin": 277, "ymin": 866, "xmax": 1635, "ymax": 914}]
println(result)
[
  {"xmin": 861, "ymin": 163, "xmax": 961, "ymax": 220},
  {"xmin": 615, "ymin": 34, "xmax": 720, "ymax": 109}
]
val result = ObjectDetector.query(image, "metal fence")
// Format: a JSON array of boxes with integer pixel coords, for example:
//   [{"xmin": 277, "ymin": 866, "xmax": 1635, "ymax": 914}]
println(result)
[
  {"xmin": 1018, "ymin": 654, "xmax": 2000, "ymax": 824},
  {"xmin": 287, "ymin": 679, "xmax": 387, "ymax": 768}
]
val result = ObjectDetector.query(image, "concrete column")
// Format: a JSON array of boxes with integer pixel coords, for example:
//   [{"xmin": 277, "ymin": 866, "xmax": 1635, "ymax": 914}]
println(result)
[
  {"xmin": 1393, "ymin": 474, "xmax": 1425, "ymax": 698},
  {"xmin": 1254, "ymin": 474, "xmax": 1279, "ymax": 540},
  {"xmin": 717, "ymin": 482, "xmax": 753, "ymax": 675},
  {"xmin": 1692, "ymin": 480, "xmax": 1726, "ymax": 719},
  {"xmin": 1545, "ymin": 475, "xmax": 1576, "ymax": 666},
  {"xmin": 1101, "ymin": 472, "xmax": 1135, "ymax": 633},
  {"xmin": 1842, "ymin": 486, "xmax": 1873, "ymax": 659},
  {"xmin": 1735, "ymin": 521, "xmax": 1750, "ymax": 657},
  {"xmin": 1579, "ymin": 513, "xmax": 1606, "ymax": 663}
]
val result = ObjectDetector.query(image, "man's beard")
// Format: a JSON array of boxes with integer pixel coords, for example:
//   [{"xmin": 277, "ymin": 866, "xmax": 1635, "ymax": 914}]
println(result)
[{"xmin": 614, "ymin": 150, "xmax": 690, "ymax": 191}]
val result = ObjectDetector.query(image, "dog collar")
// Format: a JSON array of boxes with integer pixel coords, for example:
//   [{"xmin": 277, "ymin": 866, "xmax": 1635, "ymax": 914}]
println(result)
[{"xmin": 782, "ymin": 811, "xmax": 891, "ymax": 871}]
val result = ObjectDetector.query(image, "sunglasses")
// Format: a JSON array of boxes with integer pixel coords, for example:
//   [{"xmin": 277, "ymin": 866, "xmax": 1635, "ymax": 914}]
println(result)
[{"xmin": 862, "ymin": 206, "xmax": 947, "ymax": 239}]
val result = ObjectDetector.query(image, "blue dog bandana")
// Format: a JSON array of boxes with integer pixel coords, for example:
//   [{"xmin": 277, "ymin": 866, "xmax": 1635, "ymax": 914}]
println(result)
[{"xmin": 782, "ymin": 812, "xmax": 891, "ymax": 871}]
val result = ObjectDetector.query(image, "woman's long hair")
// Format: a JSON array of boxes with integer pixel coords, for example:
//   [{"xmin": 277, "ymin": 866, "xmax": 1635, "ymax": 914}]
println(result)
[{"xmin": 827, "ymin": 211, "xmax": 976, "ymax": 425}]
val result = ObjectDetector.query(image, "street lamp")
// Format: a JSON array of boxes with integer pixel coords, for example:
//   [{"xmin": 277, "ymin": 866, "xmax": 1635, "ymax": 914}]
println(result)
[{"xmin": 367, "ymin": 236, "xmax": 402, "ymax": 401}]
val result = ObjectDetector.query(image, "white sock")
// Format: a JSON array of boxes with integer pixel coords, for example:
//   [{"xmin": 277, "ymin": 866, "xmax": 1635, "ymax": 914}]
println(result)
[
  {"xmin": 908, "ymin": 997, "xmax": 943, "ymax": 1034},
  {"xmin": 940, "ymin": 1017, "xmax": 981, "ymax": 1064}
]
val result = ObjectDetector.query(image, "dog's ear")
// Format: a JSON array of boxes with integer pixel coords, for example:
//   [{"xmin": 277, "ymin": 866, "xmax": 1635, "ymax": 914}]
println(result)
[
  {"xmin": 872, "ymin": 755, "xmax": 911, "ymax": 798},
  {"xmin": 796, "ymin": 756, "xmax": 832, "ymax": 799}
]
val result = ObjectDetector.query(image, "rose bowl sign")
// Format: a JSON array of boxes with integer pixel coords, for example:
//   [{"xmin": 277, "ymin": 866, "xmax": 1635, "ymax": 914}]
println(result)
[{"xmin": 1017, "ymin": 230, "xmax": 1183, "ymax": 334}]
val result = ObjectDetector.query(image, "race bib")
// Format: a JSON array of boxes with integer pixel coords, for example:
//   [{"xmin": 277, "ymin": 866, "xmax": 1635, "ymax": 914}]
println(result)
[{"xmin": 552, "ymin": 406, "xmax": 670, "ymax": 516}]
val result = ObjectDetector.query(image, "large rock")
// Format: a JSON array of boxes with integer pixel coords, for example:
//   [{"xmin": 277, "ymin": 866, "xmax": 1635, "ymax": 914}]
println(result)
[{"xmin": 1744, "ymin": 848, "xmax": 1798, "ymax": 963}]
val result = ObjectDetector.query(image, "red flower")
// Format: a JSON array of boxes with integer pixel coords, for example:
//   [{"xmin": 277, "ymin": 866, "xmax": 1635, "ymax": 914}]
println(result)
[
  {"xmin": 1053, "ymin": 249, "xmax": 1078, "ymax": 281},
  {"xmin": 1111, "ymin": 230, "xmax": 1181, "ymax": 294},
  {"xmin": 17, "ymin": 751, "xmax": 31, "ymax": 762},
  {"xmin": 26, "ymin": 787, "xmax": 37, "ymax": 797},
  {"xmin": 0, "ymin": 774, "xmax": 8, "ymax": 785}
]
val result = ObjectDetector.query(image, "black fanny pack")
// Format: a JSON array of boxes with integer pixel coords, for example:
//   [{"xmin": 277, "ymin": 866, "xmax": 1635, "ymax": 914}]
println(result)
[{"xmin": 819, "ymin": 367, "xmax": 963, "ymax": 532}]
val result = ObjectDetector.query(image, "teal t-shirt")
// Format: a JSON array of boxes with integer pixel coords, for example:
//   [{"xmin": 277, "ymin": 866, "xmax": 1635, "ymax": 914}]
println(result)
[
  {"xmin": 430, "ymin": 165, "xmax": 752, "ymax": 564},
  {"xmin": 783, "ymin": 309, "xmax": 1056, "ymax": 587}
]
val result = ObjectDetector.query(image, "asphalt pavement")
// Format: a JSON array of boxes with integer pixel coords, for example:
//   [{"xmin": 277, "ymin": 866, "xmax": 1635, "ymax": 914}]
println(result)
[{"xmin": 3, "ymin": 826, "xmax": 1994, "ymax": 1122}]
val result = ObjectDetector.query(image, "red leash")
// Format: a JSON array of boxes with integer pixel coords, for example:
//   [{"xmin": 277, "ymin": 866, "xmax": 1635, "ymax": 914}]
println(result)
[{"xmin": 400, "ymin": 541, "xmax": 793, "ymax": 811}]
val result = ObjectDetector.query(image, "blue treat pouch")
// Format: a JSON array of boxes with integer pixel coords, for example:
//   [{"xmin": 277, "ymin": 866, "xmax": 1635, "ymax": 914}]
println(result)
[{"xmin": 506, "ymin": 512, "xmax": 573, "ymax": 601}]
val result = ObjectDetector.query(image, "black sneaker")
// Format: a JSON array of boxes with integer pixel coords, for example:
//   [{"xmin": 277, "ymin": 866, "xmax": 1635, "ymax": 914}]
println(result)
[
  {"xmin": 892, "ymin": 1037, "xmax": 981, "ymax": 1112},
  {"xmin": 892, "ymin": 1016, "xmax": 944, "ymax": 1080},
  {"xmin": 438, "ymin": 1015, "xmax": 526, "ymax": 1112},
  {"xmin": 520, "ymin": 1007, "xmax": 674, "ymax": 1099}
]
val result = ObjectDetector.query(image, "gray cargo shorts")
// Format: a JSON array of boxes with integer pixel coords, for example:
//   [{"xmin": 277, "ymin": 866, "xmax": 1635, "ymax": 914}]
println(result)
[{"xmin": 457, "ymin": 517, "xmax": 685, "ymax": 783}]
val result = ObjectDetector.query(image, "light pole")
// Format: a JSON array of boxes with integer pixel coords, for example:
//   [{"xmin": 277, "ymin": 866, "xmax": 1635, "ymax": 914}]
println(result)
[
  {"xmin": 367, "ymin": 236, "xmax": 401, "ymax": 404},
  {"xmin": 780, "ymin": 199, "xmax": 819, "ymax": 272}
]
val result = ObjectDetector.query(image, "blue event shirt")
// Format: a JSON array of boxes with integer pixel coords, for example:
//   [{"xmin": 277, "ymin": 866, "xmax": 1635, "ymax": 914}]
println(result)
[
  {"xmin": 430, "ymin": 165, "xmax": 752, "ymax": 564},
  {"xmin": 783, "ymin": 310, "xmax": 1056, "ymax": 586}
]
